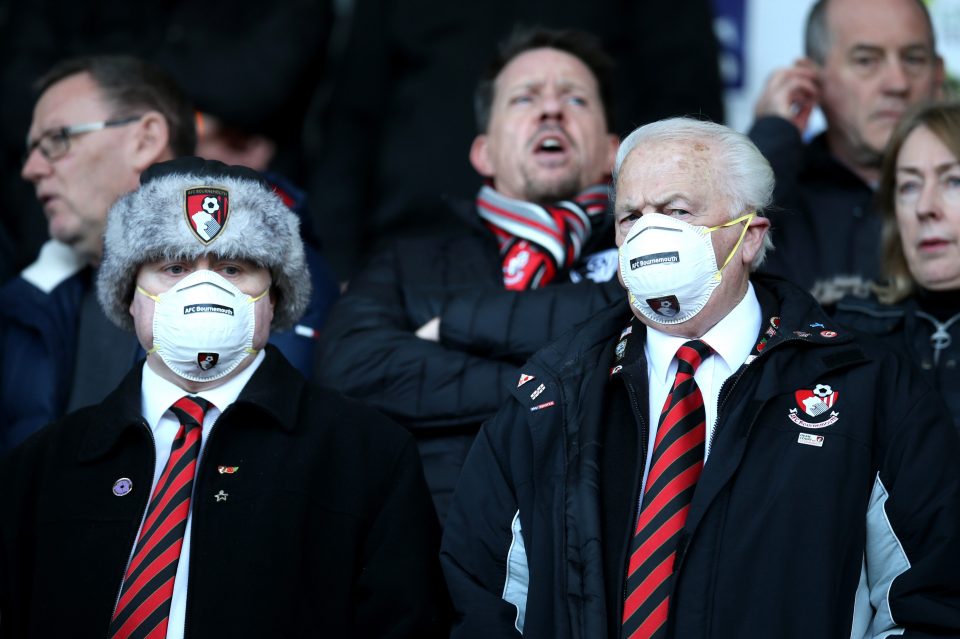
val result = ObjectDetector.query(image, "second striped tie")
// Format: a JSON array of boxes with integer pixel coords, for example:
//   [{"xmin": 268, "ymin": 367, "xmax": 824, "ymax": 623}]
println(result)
[{"xmin": 110, "ymin": 395, "xmax": 211, "ymax": 639}]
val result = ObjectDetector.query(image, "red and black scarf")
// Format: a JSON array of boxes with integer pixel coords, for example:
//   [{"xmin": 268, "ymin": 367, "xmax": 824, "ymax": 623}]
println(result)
[{"xmin": 477, "ymin": 183, "xmax": 609, "ymax": 290}]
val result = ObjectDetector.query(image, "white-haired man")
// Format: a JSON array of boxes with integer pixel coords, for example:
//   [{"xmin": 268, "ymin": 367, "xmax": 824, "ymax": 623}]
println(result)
[
  {"xmin": 0, "ymin": 158, "xmax": 448, "ymax": 638},
  {"xmin": 440, "ymin": 118, "xmax": 960, "ymax": 638}
]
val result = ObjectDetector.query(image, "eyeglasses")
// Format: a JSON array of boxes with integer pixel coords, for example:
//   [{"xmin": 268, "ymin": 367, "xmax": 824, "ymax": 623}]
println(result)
[{"xmin": 23, "ymin": 115, "xmax": 143, "ymax": 164}]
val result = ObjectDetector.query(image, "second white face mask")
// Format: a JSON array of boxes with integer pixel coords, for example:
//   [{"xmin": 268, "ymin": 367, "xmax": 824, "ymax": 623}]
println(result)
[
  {"xmin": 137, "ymin": 269, "xmax": 268, "ymax": 382},
  {"xmin": 618, "ymin": 212, "xmax": 753, "ymax": 325}
]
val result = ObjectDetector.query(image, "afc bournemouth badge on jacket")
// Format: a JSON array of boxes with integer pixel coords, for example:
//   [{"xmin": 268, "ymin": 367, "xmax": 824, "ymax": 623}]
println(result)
[
  {"xmin": 185, "ymin": 186, "xmax": 229, "ymax": 244},
  {"xmin": 788, "ymin": 383, "xmax": 840, "ymax": 428}
]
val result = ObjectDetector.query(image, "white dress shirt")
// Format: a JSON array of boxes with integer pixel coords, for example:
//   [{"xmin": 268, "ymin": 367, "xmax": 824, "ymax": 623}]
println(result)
[
  {"xmin": 640, "ymin": 283, "xmax": 761, "ymax": 498},
  {"xmin": 131, "ymin": 350, "xmax": 265, "ymax": 639}
]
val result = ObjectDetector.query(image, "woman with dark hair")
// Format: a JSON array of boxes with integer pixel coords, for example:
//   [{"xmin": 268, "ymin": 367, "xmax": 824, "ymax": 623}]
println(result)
[{"xmin": 832, "ymin": 101, "xmax": 960, "ymax": 428}]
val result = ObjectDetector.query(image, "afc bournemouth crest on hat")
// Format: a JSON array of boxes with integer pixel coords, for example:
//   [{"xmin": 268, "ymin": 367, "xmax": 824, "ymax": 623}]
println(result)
[
  {"xmin": 185, "ymin": 187, "xmax": 229, "ymax": 244},
  {"xmin": 788, "ymin": 383, "xmax": 840, "ymax": 428}
]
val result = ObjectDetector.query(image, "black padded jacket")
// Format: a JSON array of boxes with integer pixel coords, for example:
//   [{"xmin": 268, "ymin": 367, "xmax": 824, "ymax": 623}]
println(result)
[
  {"xmin": 316, "ymin": 199, "xmax": 622, "ymax": 520},
  {"xmin": 441, "ymin": 275, "xmax": 960, "ymax": 638}
]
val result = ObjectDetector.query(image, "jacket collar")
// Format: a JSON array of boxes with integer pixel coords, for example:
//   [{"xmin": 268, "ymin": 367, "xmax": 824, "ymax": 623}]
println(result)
[
  {"xmin": 78, "ymin": 345, "xmax": 304, "ymax": 461},
  {"xmin": 231, "ymin": 345, "xmax": 305, "ymax": 431},
  {"xmin": 751, "ymin": 274, "xmax": 858, "ymax": 349},
  {"xmin": 527, "ymin": 274, "xmax": 859, "ymax": 385}
]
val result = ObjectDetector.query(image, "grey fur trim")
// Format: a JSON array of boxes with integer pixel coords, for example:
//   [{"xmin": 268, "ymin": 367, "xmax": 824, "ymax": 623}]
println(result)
[{"xmin": 97, "ymin": 171, "xmax": 310, "ymax": 331}]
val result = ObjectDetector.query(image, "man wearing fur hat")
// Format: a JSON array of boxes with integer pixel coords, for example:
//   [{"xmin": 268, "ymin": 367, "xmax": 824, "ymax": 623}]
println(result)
[
  {"xmin": 0, "ymin": 54, "xmax": 339, "ymax": 456},
  {"xmin": 0, "ymin": 158, "xmax": 448, "ymax": 638}
]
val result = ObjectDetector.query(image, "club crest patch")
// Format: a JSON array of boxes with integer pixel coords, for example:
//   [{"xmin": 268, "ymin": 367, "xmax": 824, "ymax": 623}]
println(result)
[
  {"xmin": 788, "ymin": 383, "xmax": 840, "ymax": 428},
  {"xmin": 569, "ymin": 248, "xmax": 618, "ymax": 283},
  {"xmin": 185, "ymin": 186, "xmax": 229, "ymax": 244},
  {"xmin": 198, "ymin": 352, "xmax": 220, "ymax": 370}
]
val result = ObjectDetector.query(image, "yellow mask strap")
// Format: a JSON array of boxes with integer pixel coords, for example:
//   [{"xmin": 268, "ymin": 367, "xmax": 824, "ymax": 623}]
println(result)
[
  {"xmin": 706, "ymin": 212, "xmax": 756, "ymax": 278},
  {"xmin": 136, "ymin": 286, "xmax": 161, "ymax": 303},
  {"xmin": 244, "ymin": 290, "xmax": 269, "ymax": 353},
  {"xmin": 139, "ymin": 286, "xmax": 159, "ymax": 355},
  {"xmin": 140, "ymin": 284, "xmax": 268, "ymax": 304}
]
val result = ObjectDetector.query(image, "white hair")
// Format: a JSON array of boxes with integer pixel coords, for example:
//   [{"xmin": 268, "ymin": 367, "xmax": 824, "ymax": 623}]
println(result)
[{"xmin": 612, "ymin": 117, "xmax": 776, "ymax": 268}]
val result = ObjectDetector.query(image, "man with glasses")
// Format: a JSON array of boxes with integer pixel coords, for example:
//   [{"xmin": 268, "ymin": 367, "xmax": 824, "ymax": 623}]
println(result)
[
  {"xmin": 21, "ymin": 112, "xmax": 162, "ymax": 261},
  {"xmin": 0, "ymin": 56, "xmax": 193, "ymax": 456},
  {"xmin": 21, "ymin": 65, "xmax": 194, "ymax": 267}
]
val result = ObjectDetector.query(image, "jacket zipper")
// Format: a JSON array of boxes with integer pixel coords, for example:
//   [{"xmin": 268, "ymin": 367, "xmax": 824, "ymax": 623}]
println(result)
[
  {"xmin": 707, "ymin": 336, "xmax": 807, "ymax": 458},
  {"xmin": 110, "ymin": 420, "xmax": 158, "ymax": 624},
  {"xmin": 915, "ymin": 310, "xmax": 960, "ymax": 367},
  {"xmin": 706, "ymin": 372, "xmax": 742, "ymax": 460},
  {"xmin": 618, "ymin": 370, "xmax": 649, "ymax": 617}
]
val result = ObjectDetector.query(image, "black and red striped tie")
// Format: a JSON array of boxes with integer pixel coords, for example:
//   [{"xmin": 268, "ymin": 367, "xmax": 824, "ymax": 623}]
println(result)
[
  {"xmin": 110, "ymin": 395, "xmax": 211, "ymax": 639},
  {"xmin": 622, "ymin": 339, "xmax": 711, "ymax": 638}
]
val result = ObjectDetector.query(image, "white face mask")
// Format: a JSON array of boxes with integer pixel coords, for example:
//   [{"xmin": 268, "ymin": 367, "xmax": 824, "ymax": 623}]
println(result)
[
  {"xmin": 618, "ymin": 212, "xmax": 754, "ymax": 325},
  {"xmin": 137, "ymin": 269, "xmax": 269, "ymax": 382}
]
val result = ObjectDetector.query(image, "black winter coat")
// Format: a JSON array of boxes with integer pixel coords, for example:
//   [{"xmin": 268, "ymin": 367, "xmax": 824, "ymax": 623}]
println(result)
[
  {"xmin": 441, "ymin": 276, "xmax": 960, "ymax": 638},
  {"xmin": 749, "ymin": 116, "xmax": 881, "ymax": 290},
  {"xmin": 316, "ymin": 199, "xmax": 622, "ymax": 520},
  {"xmin": 0, "ymin": 347, "xmax": 449, "ymax": 638}
]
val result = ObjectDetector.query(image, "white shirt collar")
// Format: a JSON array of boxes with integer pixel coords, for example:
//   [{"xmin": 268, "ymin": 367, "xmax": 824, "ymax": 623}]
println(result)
[
  {"xmin": 646, "ymin": 282, "xmax": 761, "ymax": 384},
  {"xmin": 140, "ymin": 350, "xmax": 266, "ymax": 430}
]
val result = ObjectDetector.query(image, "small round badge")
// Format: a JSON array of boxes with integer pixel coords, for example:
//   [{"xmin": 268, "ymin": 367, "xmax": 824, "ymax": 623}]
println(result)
[
  {"xmin": 112, "ymin": 477, "xmax": 133, "ymax": 496},
  {"xmin": 820, "ymin": 330, "xmax": 838, "ymax": 338}
]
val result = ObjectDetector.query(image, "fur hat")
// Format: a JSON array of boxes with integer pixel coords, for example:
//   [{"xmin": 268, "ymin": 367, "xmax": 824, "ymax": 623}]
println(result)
[{"xmin": 97, "ymin": 157, "xmax": 310, "ymax": 331}]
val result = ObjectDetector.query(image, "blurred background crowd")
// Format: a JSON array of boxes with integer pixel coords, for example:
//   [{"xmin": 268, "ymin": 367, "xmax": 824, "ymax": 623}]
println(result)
[{"xmin": 2, "ymin": 0, "xmax": 959, "ymax": 284}]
